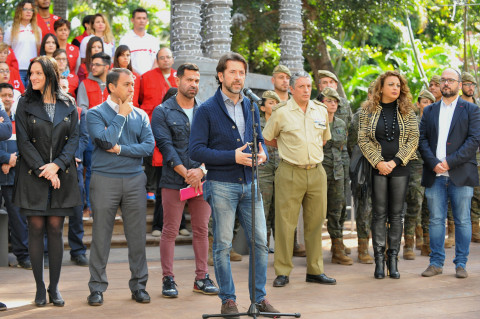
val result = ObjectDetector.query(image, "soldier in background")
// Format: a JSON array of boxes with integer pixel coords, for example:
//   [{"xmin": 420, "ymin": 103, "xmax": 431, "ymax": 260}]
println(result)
[
  {"xmin": 317, "ymin": 70, "xmax": 353, "ymax": 255},
  {"xmin": 404, "ymin": 90, "xmax": 435, "ymax": 260},
  {"xmin": 258, "ymin": 90, "xmax": 281, "ymax": 253},
  {"xmin": 271, "ymin": 65, "xmax": 290, "ymax": 102},
  {"xmin": 319, "ymin": 87, "xmax": 352, "ymax": 265},
  {"xmin": 460, "ymin": 72, "xmax": 480, "ymax": 243},
  {"xmin": 428, "ymin": 75, "xmax": 442, "ymax": 102},
  {"xmin": 347, "ymin": 82, "xmax": 374, "ymax": 264}
]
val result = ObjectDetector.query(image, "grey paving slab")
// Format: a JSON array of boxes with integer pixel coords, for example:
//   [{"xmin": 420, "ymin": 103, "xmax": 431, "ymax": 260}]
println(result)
[{"xmin": 1, "ymin": 241, "xmax": 479, "ymax": 318}]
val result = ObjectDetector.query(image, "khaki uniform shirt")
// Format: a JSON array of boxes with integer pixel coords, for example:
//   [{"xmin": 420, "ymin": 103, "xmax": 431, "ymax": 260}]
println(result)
[{"xmin": 262, "ymin": 98, "xmax": 331, "ymax": 165}]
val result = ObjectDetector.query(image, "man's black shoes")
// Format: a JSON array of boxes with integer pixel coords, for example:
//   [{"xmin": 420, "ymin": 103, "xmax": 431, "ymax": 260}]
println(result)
[
  {"xmin": 306, "ymin": 273, "xmax": 337, "ymax": 285},
  {"xmin": 273, "ymin": 275, "xmax": 289, "ymax": 287},
  {"xmin": 87, "ymin": 291, "xmax": 103, "ymax": 306},
  {"xmin": 132, "ymin": 289, "xmax": 150, "ymax": 303}
]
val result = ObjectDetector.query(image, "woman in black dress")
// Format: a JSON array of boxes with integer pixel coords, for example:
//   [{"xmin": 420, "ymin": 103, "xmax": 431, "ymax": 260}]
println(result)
[{"xmin": 14, "ymin": 56, "xmax": 81, "ymax": 306}]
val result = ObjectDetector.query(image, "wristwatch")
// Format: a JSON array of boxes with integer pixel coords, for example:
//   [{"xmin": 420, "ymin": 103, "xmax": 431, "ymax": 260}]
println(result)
[{"xmin": 200, "ymin": 165, "xmax": 207, "ymax": 176}]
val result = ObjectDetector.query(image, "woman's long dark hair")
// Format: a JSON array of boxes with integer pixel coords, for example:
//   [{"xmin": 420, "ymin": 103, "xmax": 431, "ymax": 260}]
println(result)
[
  {"xmin": 24, "ymin": 56, "xmax": 72, "ymax": 105},
  {"xmin": 85, "ymin": 36, "xmax": 104, "ymax": 72},
  {"xmin": 113, "ymin": 45, "xmax": 132, "ymax": 71},
  {"xmin": 39, "ymin": 33, "xmax": 59, "ymax": 56}
]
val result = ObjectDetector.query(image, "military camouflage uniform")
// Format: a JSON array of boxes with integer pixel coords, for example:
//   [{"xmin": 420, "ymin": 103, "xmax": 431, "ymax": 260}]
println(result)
[
  {"xmin": 404, "ymin": 115, "xmax": 424, "ymax": 236},
  {"xmin": 324, "ymin": 116, "xmax": 348, "ymax": 238},
  {"xmin": 258, "ymin": 114, "xmax": 282, "ymax": 234},
  {"xmin": 471, "ymin": 138, "xmax": 480, "ymax": 223},
  {"xmin": 347, "ymin": 110, "xmax": 372, "ymax": 239}
]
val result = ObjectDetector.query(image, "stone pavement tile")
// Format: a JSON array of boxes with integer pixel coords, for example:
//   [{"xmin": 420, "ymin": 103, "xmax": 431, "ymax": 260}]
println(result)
[{"xmin": 1, "ymin": 243, "xmax": 479, "ymax": 318}]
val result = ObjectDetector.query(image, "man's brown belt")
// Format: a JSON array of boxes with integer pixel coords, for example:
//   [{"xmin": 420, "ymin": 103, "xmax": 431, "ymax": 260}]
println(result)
[{"xmin": 282, "ymin": 159, "xmax": 319, "ymax": 170}]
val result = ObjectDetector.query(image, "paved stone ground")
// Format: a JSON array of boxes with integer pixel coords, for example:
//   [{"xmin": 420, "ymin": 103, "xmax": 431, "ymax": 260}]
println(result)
[{"xmin": 1, "ymin": 239, "xmax": 480, "ymax": 319}]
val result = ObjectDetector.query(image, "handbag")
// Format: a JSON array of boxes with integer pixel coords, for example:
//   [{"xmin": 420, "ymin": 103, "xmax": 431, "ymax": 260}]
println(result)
[
  {"xmin": 179, "ymin": 181, "xmax": 205, "ymax": 201},
  {"xmin": 349, "ymin": 145, "xmax": 372, "ymax": 211}
]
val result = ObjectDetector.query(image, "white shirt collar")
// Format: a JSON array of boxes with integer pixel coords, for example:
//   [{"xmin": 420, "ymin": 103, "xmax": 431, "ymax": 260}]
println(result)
[
  {"xmin": 440, "ymin": 95, "xmax": 460, "ymax": 108},
  {"xmin": 106, "ymin": 96, "xmax": 119, "ymax": 113}
]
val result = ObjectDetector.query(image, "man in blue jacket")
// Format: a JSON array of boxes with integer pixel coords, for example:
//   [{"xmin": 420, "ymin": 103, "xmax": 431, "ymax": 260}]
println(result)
[
  {"xmin": 0, "ymin": 83, "xmax": 30, "ymax": 270},
  {"xmin": 86, "ymin": 68, "xmax": 155, "ymax": 306},
  {"xmin": 0, "ymin": 88, "xmax": 12, "ymax": 312},
  {"xmin": 189, "ymin": 52, "xmax": 279, "ymax": 317},
  {"xmin": 419, "ymin": 68, "xmax": 480, "ymax": 279}
]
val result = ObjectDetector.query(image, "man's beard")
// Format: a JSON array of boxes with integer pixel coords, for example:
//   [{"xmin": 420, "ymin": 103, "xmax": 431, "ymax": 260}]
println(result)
[
  {"xmin": 441, "ymin": 88, "xmax": 458, "ymax": 98},
  {"xmin": 225, "ymin": 82, "xmax": 243, "ymax": 94},
  {"xmin": 463, "ymin": 90, "xmax": 474, "ymax": 98}
]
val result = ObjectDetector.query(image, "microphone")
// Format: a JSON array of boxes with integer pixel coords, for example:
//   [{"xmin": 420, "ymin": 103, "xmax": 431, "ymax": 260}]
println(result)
[{"xmin": 243, "ymin": 88, "xmax": 262, "ymax": 104}]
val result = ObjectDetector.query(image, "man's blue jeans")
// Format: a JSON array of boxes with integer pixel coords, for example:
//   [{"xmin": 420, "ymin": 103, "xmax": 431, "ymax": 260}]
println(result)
[
  {"xmin": 204, "ymin": 180, "xmax": 268, "ymax": 304},
  {"xmin": 425, "ymin": 176, "xmax": 473, "ymax": 269}
]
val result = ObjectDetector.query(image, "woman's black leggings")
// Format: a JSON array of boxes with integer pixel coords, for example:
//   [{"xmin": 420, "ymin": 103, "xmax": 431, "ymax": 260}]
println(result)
[
  {"xmin": 371, "ymin": 174, "xmax": 409, "ymax": 257},
  {"xmin": 28, "ymin": 216, "xmax": 65, "ymax": 297}
]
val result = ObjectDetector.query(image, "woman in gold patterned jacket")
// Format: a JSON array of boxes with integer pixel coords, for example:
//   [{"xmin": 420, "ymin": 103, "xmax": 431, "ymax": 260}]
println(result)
[{"xmin": 358, "ymin": 70, "xmax": 419, "ymax": 280}]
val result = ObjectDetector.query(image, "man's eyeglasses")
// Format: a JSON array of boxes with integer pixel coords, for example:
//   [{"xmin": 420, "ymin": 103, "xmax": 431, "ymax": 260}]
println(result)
[
  {"xmin": 439, "ymin": 78, "xmax": 459, "ymax": 85},
  {"xmin": 158, "ymin": 56, "xmax": 172, "ymax": 61},
  {"xmin": 463, "ymin": 83, "xmax": 476, "ymax": 88},
  {"xmin": 0, "ymin": 69, "xmax": 10, "ymax": 74},
  {"xmin": 91, "ymin": 63, "xmax": 108, "ymax": 67}
]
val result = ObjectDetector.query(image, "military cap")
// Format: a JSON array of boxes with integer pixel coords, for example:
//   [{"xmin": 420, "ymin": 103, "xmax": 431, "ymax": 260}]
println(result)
[
  {"xmin": 262, "ymin": 90, "xmax": 281, "ymax": 103},
  {"xmin": 418, "ymin": 90, "xmax": 435, "ymax": 103},
  {"xmin": 272, "ymin": 65, "xmax": 291, "ymax": 77},
  {"xmin": 430, "ymin": 75, "xmax": 441, "ymax": 85},
  {"xmin": 462, "ymin": 72, "xmax": 477, "ymax": 84},
  {"xmin": 321, "ymin": 87, "xmax": 340, "ymax": 101},
  {"xmin": 317, "ymin": 70, "xmax": 339, "ymax": 82}
]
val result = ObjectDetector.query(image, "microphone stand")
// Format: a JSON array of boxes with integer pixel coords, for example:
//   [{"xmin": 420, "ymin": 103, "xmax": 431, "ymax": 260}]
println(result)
[{"xmin": 203, "ymin": 93, "xmax": 301, "ymax": 318}]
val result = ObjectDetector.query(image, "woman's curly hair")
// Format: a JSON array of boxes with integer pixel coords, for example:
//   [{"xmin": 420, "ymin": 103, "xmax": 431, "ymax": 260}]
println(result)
[{"xmin": 362, "ymin": 70, "xmax": 413, "ymax": 115}]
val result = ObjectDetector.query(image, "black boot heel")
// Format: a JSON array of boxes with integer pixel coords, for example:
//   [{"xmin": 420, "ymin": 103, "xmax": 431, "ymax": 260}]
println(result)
[{"xmin": 387, "ymin": 250, "xmax": 400, "ymax": 279}]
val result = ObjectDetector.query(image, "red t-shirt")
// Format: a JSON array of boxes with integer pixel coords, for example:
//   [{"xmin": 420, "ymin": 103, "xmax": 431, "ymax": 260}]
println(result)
[{"xmin": 37, "ymin": 13, "xmax": 61, "ymax": 38}]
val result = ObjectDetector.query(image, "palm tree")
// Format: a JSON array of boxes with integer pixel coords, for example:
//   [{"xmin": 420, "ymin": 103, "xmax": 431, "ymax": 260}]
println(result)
[{"xmin": 279, "ymin": 0, "xmax": 304, "ymax": 73}]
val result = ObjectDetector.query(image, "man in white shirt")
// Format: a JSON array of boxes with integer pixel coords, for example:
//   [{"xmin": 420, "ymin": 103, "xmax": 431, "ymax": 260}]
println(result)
[
  {"xmin": 119, "ymin": 7, "xmax": 160, "ymax": 75},
  {"xmin": 419, "ymin": 68, "xmax": 480, "ymax": 279}
]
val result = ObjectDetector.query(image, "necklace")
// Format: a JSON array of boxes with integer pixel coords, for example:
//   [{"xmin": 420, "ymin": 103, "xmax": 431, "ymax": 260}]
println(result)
[{"xmin": 380, "ymin": 101, "xmax": 397, "ymax": 142}]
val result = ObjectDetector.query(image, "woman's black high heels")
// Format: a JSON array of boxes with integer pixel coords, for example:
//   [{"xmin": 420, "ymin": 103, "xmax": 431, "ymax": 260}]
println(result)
[
  {"xmin": 34, "ymin": 289, "xmax": 47, "ymax": 307},
  {"xmin": 48, "ymin": 289, "xmax": 65, "ymax": 307}
]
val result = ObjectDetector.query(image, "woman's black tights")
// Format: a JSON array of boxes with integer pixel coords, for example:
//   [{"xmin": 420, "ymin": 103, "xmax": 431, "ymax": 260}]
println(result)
[
  {"xmin": 28, "ymin": 216, "xmax": 65, "ymax": 300},
  {"xmin": 371, "ymin": 174, "xmax": 409, "ymax": 257}
]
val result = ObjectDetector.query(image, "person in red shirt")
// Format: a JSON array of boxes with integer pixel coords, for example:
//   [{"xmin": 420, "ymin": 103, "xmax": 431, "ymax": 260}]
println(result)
[
  {"xmin": 54, "ymin": 19, "xmax": 80, "ymax": 74},
  {"xmin": 72, "ymin": 15, "xmax": 93, "ymax": 48},
  {"xmin": 139, "ymin": 48, "xmax": 176, "ymax": 119},
  {"xmin": 0, "ymin": 44, "xmax": 25, "ymax": 93},
  {"xmin": 35, "ymin": 0, "xmax": 60, "ymax": 37},
  {"xmin": 139, "ymin": 47, "xmax": 177, "ymax": 209},
  {"xmin": 113, "ymin": 45, "xmax": 140, "ymax": 107}
]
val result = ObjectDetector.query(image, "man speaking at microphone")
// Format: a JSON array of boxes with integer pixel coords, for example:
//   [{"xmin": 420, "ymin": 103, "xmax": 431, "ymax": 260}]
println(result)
[{"xmin": 189, "ymin": 52, "xmax": 280, "ymax": 317}]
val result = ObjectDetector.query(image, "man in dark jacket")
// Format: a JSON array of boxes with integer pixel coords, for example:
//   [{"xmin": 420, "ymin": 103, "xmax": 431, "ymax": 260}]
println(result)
[
  {"xmin": 0, "ymin": 83, "xmax": 30, "ymax": 269},
  {"xmin": 0, "ymin": 84, "xmax": 13, "ymax": 312},
  {"xmin": 419, "ymin": 68, "xmax": 480, "ymax": 279},
  {"xmin": 151, "ymin": 63, "xmax": 218, "ymax": 298},
  {"xmin": 189, "ymin": 52, "xmax": 279, "ymax": 317}
]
